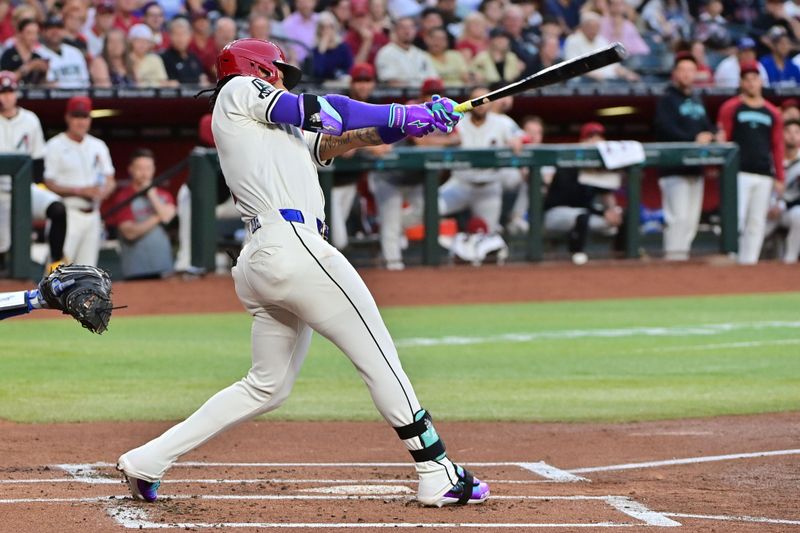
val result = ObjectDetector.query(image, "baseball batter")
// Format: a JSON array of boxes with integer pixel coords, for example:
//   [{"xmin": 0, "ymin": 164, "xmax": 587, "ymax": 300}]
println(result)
[{"xmin": 117, "ymin": 39, "xmax": 489, "ymax": 508}]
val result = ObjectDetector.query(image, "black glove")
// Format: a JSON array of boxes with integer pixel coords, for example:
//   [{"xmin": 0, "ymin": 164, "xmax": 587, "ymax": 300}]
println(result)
[{"xmin": 38, "ymin": 264, "xmax": 113, "ymax": 334}]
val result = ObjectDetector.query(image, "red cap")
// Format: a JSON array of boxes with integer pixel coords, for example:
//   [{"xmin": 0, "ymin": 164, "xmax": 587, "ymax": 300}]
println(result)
[
  {"xmin": 95, "ymin": 0, "xmax": 115, "ymax": 14},
  {"xmin": 420, "ymin": 77, "xmax": 444, "ymax": 96},
  {"xmin": 781, "ymin": 98, "xmax": 799, "ymax": 110},
  {"xmin": 579, "ymin": 121, "xmax": 605, "ymax": 140},
  {"xmin": 466, "ymin": 216, "xmax": 489, "ymax": 234},
  {"xmin": 350, "ymin": 62, "xmax": 375, "ymax": 81},
  {"xmin": 66, "ymin": 96, "xmax": 92, "ymax": 117},
  {"xmin": 739, "ymin": 60, "xmax": 760, "ymax": 77},
  {"xmin": 0, "ymin": 71, "xmax": 18, "ymax": 92}
]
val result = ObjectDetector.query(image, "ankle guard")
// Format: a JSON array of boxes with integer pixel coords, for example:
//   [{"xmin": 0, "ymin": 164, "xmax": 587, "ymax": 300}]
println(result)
[{"xmin": 394, "ymin": 409, "xmax": 446, "ymax": 462}]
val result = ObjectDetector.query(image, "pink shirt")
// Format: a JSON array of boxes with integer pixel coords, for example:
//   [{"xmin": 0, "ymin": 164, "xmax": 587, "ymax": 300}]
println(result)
[
  {"xmin": 599, "ymin": 17, "xmax": 649, "ymax": 56},
  {"xmin": 282, "ymin": 12, "xmax": 318, "ymax": 63}
]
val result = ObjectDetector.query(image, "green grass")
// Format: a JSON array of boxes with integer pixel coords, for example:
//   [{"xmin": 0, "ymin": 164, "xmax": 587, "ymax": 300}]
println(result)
[{"xmin": 1, "ymin": 292, "xmax": 799, "ymax": 423}]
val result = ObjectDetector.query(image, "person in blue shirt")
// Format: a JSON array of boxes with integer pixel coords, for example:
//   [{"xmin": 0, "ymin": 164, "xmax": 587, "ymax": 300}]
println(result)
[{"xmin": 759, "ymin": 26, "xmax": 800, "ymax": 87}]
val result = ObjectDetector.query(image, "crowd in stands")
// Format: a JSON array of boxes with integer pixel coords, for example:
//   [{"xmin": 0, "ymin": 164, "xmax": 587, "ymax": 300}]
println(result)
[{"xmin": 6, "ymin": 0, "xmax": 800, "ymax": 87}]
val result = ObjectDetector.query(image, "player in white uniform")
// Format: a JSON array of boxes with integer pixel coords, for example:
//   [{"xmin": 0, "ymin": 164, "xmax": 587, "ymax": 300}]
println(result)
[
  {"xmin": 43, "ymin": 96, "xmax": 115, "ymax": 267},
  {"xmin": 117, "ymin": 39, "xmax": 489, "ymax": 508},
  {"xmin": 0, "ymin": 71, "xmax": 68, "ymax": 272},
  {"xmin": 439, "ymin": 86, "xmax": 525, "ymax": 232}
]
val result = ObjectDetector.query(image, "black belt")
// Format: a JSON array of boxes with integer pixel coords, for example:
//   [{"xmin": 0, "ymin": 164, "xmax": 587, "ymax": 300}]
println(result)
[{"xmin": 249, "ymin": 209, "xmax": 329, "ymax": 241}]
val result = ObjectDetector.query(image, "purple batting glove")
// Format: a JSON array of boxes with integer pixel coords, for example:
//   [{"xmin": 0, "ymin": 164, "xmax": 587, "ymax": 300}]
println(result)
[
  {"xmin": 389, "ymin": 103, "xmax": 443, "ymax": 137},
  {"xmin": 425, "ymin": 94, "xmax": 463, "ymax": 133}
]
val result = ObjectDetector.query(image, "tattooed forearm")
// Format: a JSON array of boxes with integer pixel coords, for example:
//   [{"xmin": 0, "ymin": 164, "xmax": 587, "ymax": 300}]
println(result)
[{"xmin": 319, "ymin": 127, "xmax": 384, "ymax": 160}]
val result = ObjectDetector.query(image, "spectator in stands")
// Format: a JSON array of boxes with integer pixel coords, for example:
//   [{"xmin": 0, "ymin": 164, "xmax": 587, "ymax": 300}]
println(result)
[
  {"xmin": 328, "ymin": 0, "xmax": 352, "ymax": 30},
  {"xmin": 501, "ymin": 4, "xmax": 537, "ymax": 67},
  {"xmin": 343, "ymin": 0, "xmax": 389, "ymax": 65},
  {"xmin": 564, "ymin": 11, "xmax": 639, "ymax": 82},
  {"xmin": 760, "ymin": 26, "xmax": 800, "ymax": 87},
  {"xmin": 439, "ymin": 85, "xmax": 525, "ymax": 234},
  {"xmin": 544, "ymin": 122, "xmax": 624, "ymax": 265},
  {"xmin": 525, "ymin": 34, "xmax": 560, "ymax": 76},
  {"xmin": 62, "ymin": 2, "xmax": 89, "ymax": 56},
  {"xmin": 157, "ymin": 0, "xmax": 186, "ymax": 20},
  {"xmin": 436, "ymin": 0, "xmax": 461, "ymax": 28},
  {"xmin": 44, "ymin": 96, "xmax": 115, "ymax": 267},
  {"xmin": 715, "ymin": 37, "xmax": 769, "ymax": 88},
  {"xmin": 600, "ymin": 0, "xmax": 649, "ymax": 56},
  {"xmin": 38, "ymin": 15, "xmax": 90, "ymax": 88},
  {"xmin": 786, "ymin": 0, "xmax": 800, "ymax": 19},
  {"xmin": 765, "ymin": 118, "xmax": 800, "ymax": 263},
  {"xmin": 693, "ymin": 0, "xmax": 731, "ymax": 51},
  {"xmin": 369, "ymin": 0, "xmax": 393, "ymax": 34},
  {"xmin": 0, "ymin": 71, "xmax": 68, "ymax": 273},
  {"xmin": 114, "ymin": 0, "xmax": 142, "ymax": 33},
  {"xmin": 0, "ymin": 18, "xmax": 48, "ymax": 86},
  {"xmin": 282, "ymin": 0, "xmax": 318, "ymax": 65},
  {"xmin": 142, "ymin": 1, "xmax": 169, "ymax": 53},
  {"xmin": 754, "ymin": 0, "xmax": 800, "ymax": 54},
  {"xmin": 90, "ymin": 28, "xmax": 136, "ymax": 87},
  {"xmin": 718, "ymin": 61, "xmax": 785, "ymax": 264},
  {"xmin": 425, "ymin": 26, "xmax": 469, "ymax": 85},
  {"xmin": 470, "ymin": 28, "xmax": 524, "ymax": 83},
  {"xmin": 479, "ymin": 0, "xmax": 504, "ymax": 31},
  {"xmin": 310, "ymin": 11, "xmax": 353, "ymax": 80},
  {"xmin": 414, "ymin": 7, "xmax": 454, "ymax": 51},
  {"xmin": 247, "ymin": 13, "xmax": 271, "ymax": 40},
  {"xmin": 375, "ymin": 16, "xmax": 437, "ymax": 87},
  {"xmin": 537, "ymin": 15, "xmax": 563, "ymax": 41},
  {"xmin": 128, "ymin": 23, "xmax": 172, "ymax": 86},
  {"xmin": 782, "ymin": 98, "xmax": 800, "ymax": 121},
  {"xmin": 113, "ymin": 148, "xmax": 176, "ymax": 280},
  {"xmin": 545, "ymin": 0, "xmax": 583, "ymax": 32},
  {"xmin": 0, "ymin": 1, "xmax": 13, "ymax": 44},
  {"xmin": 689, "ymin": 40, "xmax": 714, "ymax": 87},
  {"xmin": 249, "ymin": 0, "xmax": 287, "ymax": 36},
  {"xmin": 641, "ymin": 0, "xmax": 691, "ymax": 45},
  {"xmin": 455, "ymin": 12, "xmax": 489, "ymax": 61},
  {"xmin": 86, "ymin": 0, "xmax": 115, "ymax": 59},
  {"xmin": 189, "ymin": 11, "xmax": 217, "ymax": 78},
  {"xmin": 161, "ymin": 17, "xmax": 207, "ymax": 84},
  {"xmin": 654, "ymin": 52, "xmax": 720, "ymax": 261}
]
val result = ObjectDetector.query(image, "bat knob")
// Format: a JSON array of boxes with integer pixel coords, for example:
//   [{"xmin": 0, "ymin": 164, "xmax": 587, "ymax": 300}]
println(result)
[{"xmin": 612, "ymin": 42, "xmax": 628, "ymax": 61}]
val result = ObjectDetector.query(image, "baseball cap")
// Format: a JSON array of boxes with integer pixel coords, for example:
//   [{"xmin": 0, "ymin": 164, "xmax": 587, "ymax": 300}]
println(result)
[
  {"xmin": 349, "ymin": 62, "xmax": 375, "ymax": 81},
  {"xmin": 736, "ymin": 36, "xmax": 756, "ymax": 50},
  {"xmin": 421, "ymin": 77, "xmax": 445, "ymax": 96},
  {"xmin": 95, "ymin": 0, "xmax": 115, "ymax": 14},
  {"xmin": 42, "ymin": 15, "xmax": 64, "ymax": 29},
  {"xmin": 0, "ymin": 71, "xmax": 18, "ymax": 92},
  {"xmin": 128, "ymin": 23, "xmax": 154, "ymax": 41},
  {"xmin": 579, "ymin": 121, "xmax": 605, "ymax": 140},
  {"xmin": 672, "ymin": 50, "xmax": 697, "ymax": 69},
  {"xmin": 768, "ymin": 25, "xmax": 788, "ymax": 42},
  {"xmin": 739, "ymin": 60, "xmax": 760, "ymax": 76},
  {"xmin": 66, "ymin": 96, "xmax": 92, "ymax": 117},
  {"xmin": 781, "ymin": 98, "xmax": 799, "ymax": 110}
]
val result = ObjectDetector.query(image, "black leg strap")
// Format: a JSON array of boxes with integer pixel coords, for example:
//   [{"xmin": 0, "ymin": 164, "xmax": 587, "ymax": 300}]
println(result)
[
  {"xmin": 409, "ymin": 439, "xmax": 446, "ymax": 462},
  {"xmin": 394, "ymin": 410, "xmax": 433, "ymax": 440},
  {"xmin": 457, "ymin": 468, "xmax": 475, "ymax": 505}
]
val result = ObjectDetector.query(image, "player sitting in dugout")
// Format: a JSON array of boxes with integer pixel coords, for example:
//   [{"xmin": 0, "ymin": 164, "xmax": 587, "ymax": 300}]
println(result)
[{"xmin": 543, "ymin": 122, "xmax": 625, "ymax": 265}]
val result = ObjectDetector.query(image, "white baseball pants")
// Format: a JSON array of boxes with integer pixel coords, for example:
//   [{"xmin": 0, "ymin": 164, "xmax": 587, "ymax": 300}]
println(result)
[
  {"xmin": 544, "ymin": 206, "xmax": 614, "ymax": 234},
  {"xmin": 63, "ymin": 207, "xmax": 101, "ymax": 266},
  {"xmin": 659, "ymin": 175, "xmax": 704, "ymax": 261},
  {"xmin": 0, "ymin": 185, "xmax": 61, "ymax": 254},
  {"xmin": 438, "ymin": 178, "xmax": 502, "ymax": 232},
  {"xmin": 370, "ymin": 177, "xmax": 423, "ymax": 266},
  {"xmin": 119, "ymin": 209, "xmax": 458, "ymax": 501},
  {"xmin": 330, "ymin": 184, "xmax": 357, "ymax": 250},
  {"xmin": 737, "ymin": 172, "xmax": 774, "ymax": 265}
]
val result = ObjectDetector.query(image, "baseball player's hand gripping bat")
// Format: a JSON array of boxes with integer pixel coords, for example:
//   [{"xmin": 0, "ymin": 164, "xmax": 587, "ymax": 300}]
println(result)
[{"xmin": 453, "ymin": 43, "xmax": 628, "ymax": 113}]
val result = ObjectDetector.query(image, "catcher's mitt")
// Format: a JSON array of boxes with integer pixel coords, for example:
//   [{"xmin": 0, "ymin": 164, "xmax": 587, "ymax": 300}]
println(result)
[{"xmin": 39, "ymin": 264, "xmax": 113, "ymax": 334}]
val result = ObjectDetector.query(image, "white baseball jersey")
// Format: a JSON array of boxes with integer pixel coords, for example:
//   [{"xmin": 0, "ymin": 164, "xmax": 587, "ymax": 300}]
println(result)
[
  {"xmin": 0, "ymin": 107, "xmax": 46, "ymax": 190},
  {"xmin": 39, "ymin": 43, "xmax": 91, "ymax": 89},
  {"xmin": 211, "ymin": 75, "xmax": 332, "ymax": 222},
  {"xmin": 451, "ymin": 112, "xmax": 522, "ymax": 184},
  {"xmin": 44, "ymin": 132, "xmax": 114, "ymax": 210}
]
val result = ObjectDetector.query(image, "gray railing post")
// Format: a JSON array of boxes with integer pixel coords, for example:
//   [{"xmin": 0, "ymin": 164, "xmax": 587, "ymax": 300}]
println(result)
[
  {"xmin": 625, "ymin": 165, "xmax": 642, "ymax": 259},
  {"xmin": 7, "ymin": 156, "xmax": 32, "ymax": 279},
  {"xmin": 422, "ymin": 170, "xmax": 440, "ymax": 266},
  {"xmin": 719, "ymin": 146, "xmax": 739, "ymax": 254},
  {"xmin": 526, "ymin": 166, "xmax": 543, "ymax": 262}
]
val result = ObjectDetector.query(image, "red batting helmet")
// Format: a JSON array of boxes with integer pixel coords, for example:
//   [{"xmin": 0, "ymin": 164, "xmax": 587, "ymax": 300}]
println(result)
[{"xmin": 216, "ymin": 38, "xmax": 302, "ymax": 90}]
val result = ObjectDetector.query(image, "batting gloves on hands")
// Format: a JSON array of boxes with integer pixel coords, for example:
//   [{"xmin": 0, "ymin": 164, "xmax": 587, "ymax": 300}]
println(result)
[
  {"xmin": 425, "ymin": 95, "xmax": 463, "ymax": 133},
  {"xmin": 389, "ymin": 103, "xmax": 452, "ymax": 137}
]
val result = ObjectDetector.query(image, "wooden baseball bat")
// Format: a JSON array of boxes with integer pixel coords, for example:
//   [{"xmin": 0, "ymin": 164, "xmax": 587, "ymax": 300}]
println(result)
[{"xmin": 453, "ymin": 42, "xmax": 628, "ymax": 113}]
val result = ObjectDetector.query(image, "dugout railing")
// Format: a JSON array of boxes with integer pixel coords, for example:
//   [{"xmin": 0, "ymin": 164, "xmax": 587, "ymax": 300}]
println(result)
[
  {"xmin": 187, "ymin": 143, "xmax": 739, "ymax": 270},
  {"xmin": 0, "ymin": 144, "xmax": 740, "ymax": 278}
]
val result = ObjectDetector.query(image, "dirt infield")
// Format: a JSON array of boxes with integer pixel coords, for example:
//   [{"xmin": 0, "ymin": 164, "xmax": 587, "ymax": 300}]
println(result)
[{"xmin": 2, "ymin": 261, "xmax": 800, "ymax": 531}]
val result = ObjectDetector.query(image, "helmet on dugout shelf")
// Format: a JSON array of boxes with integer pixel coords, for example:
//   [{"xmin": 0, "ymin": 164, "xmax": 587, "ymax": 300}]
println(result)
[{"xmin": 216, "ymin": 39, "xmax": 302, "ymax": 90}]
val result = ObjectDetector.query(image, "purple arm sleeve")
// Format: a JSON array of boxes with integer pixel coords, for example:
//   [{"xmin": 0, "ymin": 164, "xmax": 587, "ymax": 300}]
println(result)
[{"xmin": 269, "ymin": 92, "xmax": 394, "ymax": 132}]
